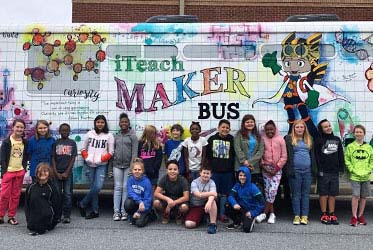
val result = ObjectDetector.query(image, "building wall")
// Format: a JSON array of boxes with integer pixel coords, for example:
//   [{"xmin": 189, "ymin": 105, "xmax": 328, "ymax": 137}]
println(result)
[{"xmin": 72, "ymin": 0, "xmax": 373, "ymax": 22}]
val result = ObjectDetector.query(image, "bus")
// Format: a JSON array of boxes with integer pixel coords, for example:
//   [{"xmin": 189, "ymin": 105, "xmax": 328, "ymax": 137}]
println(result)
[{"xmin": 0, "ymin": 21, "xmax": 372, "ymax": 185}]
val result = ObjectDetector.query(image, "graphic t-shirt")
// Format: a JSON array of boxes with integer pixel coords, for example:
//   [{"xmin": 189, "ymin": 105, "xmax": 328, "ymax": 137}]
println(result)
[
  {"xmin": 52, "ymin": 138, "xmax": 77, "ymax": 173},
  {"xmin": 182, "ymin": 137, "xmax": 208, "ymax": 171},
  {"xmin": 164, "ymin": 139, "xmax": 185, "ymax": 174},
  {"xmin": 8, "ymin": 136, "xmax": 24, "ymax": 172}
]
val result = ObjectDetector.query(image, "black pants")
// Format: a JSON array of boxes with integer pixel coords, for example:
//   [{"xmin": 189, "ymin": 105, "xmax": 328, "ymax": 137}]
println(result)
[
  {"xmin": 224, "ymin": 203, "xmax": 254, "ymax": 233},
  {"xmin": 124, "ymin": 198, "xmax": 152, "ymax": 227}
]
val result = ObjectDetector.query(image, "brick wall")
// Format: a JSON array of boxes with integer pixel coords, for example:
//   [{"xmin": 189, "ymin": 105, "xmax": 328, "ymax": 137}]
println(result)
[{"xmin": 72, "ymin": 2, "xmax": 373, "ymax": 23}]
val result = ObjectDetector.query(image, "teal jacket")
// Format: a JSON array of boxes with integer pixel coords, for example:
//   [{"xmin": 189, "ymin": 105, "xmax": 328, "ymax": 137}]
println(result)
[{"xmin": 344, "ymin": 141, "xmax": 373, "ymax": 182}]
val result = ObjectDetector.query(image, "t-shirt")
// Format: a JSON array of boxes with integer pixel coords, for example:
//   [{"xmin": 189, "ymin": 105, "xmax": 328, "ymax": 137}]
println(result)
[
  {"xmin": 293, "ymin": 139, "xmax": 311, "ymax": 173},
  {"xmin": 190, "ymin": 177, "xmax": 216, "ymax": 207},
  {"xmin": 52, "ymin": 138, "xmax": 78, "ymax": 173},
  {"xmin": 164, "ymin": 139, "xmax": 185, "ymax": 174},
  {"xmin": 158, "ymin": 175, "xmax": 189, "ymax": 200},
  {"xmin": 8, "ymin": 136, "xmax": 24, "ymax": 172},
  {"xmin": 182, "ymin": 137, "xmax": 208, "ymax": 171}
]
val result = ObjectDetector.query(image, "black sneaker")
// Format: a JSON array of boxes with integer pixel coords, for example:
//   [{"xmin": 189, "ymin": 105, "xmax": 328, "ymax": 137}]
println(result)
[
  {"xmin": 243, "ymin": 218, "xmax": 255, "ymax": 233},
  {"xmin": 207, "ymin": 223, "xmax": 217, "ymax": 234},
  {"xmin": 77, "ymin": 201, "xmax": 86, "ymax": 217},
  {"xmin": 85, "ymin": 212, "xmax": 99, "ymax": 219},
  {"xmin": 226, "ymin": 223, "xmax": 241, "ymax": 229}
]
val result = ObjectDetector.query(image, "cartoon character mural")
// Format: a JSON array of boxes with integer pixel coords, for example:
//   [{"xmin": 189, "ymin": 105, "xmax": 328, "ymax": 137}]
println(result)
[{"xmin": 253, "ymin": 32, "xmax": 349, "ymax": 137}]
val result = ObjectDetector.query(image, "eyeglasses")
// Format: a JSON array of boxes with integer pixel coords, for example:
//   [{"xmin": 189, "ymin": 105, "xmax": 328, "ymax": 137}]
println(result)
[{"xmin": 282, "ymin": 44, "xmax": 309, "ymax": 58}]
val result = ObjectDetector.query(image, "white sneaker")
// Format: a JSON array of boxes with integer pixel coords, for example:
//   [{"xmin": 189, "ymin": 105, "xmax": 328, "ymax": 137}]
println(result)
[
  {"xmin": 121, "ymin": 213, "xmax": 128, "ymax": 221},
  {"xmin": 255, "ymin": 213, "xmax": 266, "ymax": 223},
  {"xmin": 113, "ymin": 212, "xmax": 121, "ymax": 221},
  {"xmin": 267, "ymin": 213, "xmax": 276, "ymax": 224}
]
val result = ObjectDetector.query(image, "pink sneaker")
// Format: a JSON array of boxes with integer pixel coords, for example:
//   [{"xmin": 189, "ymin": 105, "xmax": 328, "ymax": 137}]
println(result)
[
  {"xmin": 358, "ymin": 216, "xmax": 367, "ymax": 225},
  {"xmin": 350, "ymin": 216, "xmax": 358, "ymax": 227}
]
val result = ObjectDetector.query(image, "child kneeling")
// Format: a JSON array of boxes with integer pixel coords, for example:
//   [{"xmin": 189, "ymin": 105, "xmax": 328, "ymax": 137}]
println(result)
[
  {"xmin": 185, "ymin": 166, "xmax": 218, "ymax": 234},
  {"xmin": 225, "ymin": 166, "xmax": 264, "ymax": 233},
  {"xmin": 124, "ymin": 158, "xmax": 154, "ymax": 227}
]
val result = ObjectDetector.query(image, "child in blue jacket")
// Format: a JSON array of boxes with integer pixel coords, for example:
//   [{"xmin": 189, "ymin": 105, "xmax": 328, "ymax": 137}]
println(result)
[{"xmin": 225, "ymin": 166, "xmax": 265, "ymax": 233}]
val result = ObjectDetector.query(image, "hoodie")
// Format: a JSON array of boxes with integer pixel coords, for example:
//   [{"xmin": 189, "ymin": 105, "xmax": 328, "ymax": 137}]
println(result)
[
  {"xmin": 206, "ymin": 132, "xmax": 235, "ymax": 173},
  {"xmin": 344, "ymin": 141, "xmax": 373, "ymax": 182},
  {"xmin": 227, "ymin": 166, "xmax": 265, "ymax": 218},
  {"xmin": 127, "ymin": 175, "xmax": 153, "ymax": 212},
  {"xmin": 112, "ymin": 129, "xmax": 138, "ymax": 169},
  {"xmin": 314, "ymin": 131, "xmax": 345, "ymax": 173},
  {"xmin": 138, "ymin": 141, "xmax": 163, "ymax": 181},
  {"xmin": 261, "ymin": 127, "xmax": 287, "ymax": 173},
  {"xmin": 82, "ymin": 130, "xmax": 114, "ymax": 168},
  {"xmin": 26, "ymin": 136, "xmax": 55, "ymax": 177}
]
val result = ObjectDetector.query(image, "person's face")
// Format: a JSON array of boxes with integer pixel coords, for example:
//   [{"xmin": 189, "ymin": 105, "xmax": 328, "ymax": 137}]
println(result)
[
  {"xmin": 320, "ymin": 121, "xmax": 333, "ymax": 135},
  {"xmin": 264, "ymin": 124, "xmax": 276, "ymax": 138},
  {"xmin": 59, "ymin": 125, "xmax": 70, "ymax": 139},
  {"xmin": 13, "ymin": 122, "xmax": 25, "ymax": 137},
  {"xmin": 294, "ymin": 123, "xmax": 305, "ymax": 137},
  {"xmin": 119, "ymin": 118, "xmax": 129, "ymax": 132},
  {"xmin": 238, "ymin": 172, "xmax": 247, "ymax": 184},
  {"xmin": 167, "ymin": 163, "xmax": 179, "ymax": 180},
  {"xmin": 244, "ymin": 119, "xmax": 255, "ymax": 132},
  {"xmin": 190, "ymin": 125, "xmax": 201, "ymax": 138},
  {"xmin": 354, "ymin": 128, "xmax": 365, "ymax": 141},
  {"xmin": 200, "ymin": 169, "xmax": 212, "ymax": 182},
  {"xmin": 95, "ymin": 119, "xmax": 106, "ymax": 131},
  {"xmin": 37, "ymin": 167, "xmax": 49, "ymax": 182},
  {"xmin": 218, "ymin": 123, "xmax": 230, "ymax": 137},
  {"xmin": 37, "ymin": 123, "xmax": 48, "ymax": 137},
  {"xmin": 132, "ymin": 164, "xmax": 144, "ymax": 179},
  {"xmin": 171, "ymin": 128, "xmax": 181, "ymax": 140}
]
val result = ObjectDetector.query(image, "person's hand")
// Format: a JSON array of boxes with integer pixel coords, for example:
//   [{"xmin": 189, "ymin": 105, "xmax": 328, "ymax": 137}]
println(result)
[
  {"xmin": 56, "ymin": 173, "xmax": 63, "ymax": 180},
  {"xmin": 61, "ymin": 172, "xmax": 69, "ymax": 179},
  {"xmin": 138, "ymin": 202, "xmax": 145, "ymax": 212},
  {"xmin": 133, "ymin": 212, "xmax": 140, "ymax": 219},
  {"xmin": 245, "ymin": 211, "xmax": 251, "ymax": 218},
  {"xmin": 248, "ymin": 165, "xmax": 254, "ymax": 172},
  {"xmin": 233, "ymin": 204, "xmax": 241, "ymax": 210},
  {"xmin": 243, "ymin": 160, "xmax": 250, "ymax": 167},
  {"xmin": 204, "ymin": 200, "xmax": 212, "ymax": 213}
]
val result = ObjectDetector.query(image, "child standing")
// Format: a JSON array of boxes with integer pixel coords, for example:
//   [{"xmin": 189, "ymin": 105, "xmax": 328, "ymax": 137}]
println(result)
[
  {"xmin": 153, "ymin": 160, "xmax": 189, "ymax": 224},
  {"xmin": 256, "ymin": 120, "xmax": 287, "ymax": 224},
  {"xmin": 164, "ymin": 124, "xmax": 186, "ymax": 176},
  {"xmin": 315, "ymin": 119, "xmax": 345, "ymax": 225},
  {"xmin": 51, "ymin": 123, "xmax": 77, "ymax": 224},
  {"xmin": 182, "ymin": 122, "xmax": 208, "ymax": 180},
  {"xmin": 285, "ymin": 119, "xmax": 317, "ymax": 225},
  {"xmin": 25, "ymin": 163, "xmax": 62, "ymax": 235},
  {"xmin": 138, "ymin": 125, "xmax": 162, "ymax": 189},
  {"xmin": 225, "ymin": 166, "xmax": 265, "ymax": 233},
  {"xmin": 344, "ymin": 125, "xmax": 373, "ymax": 226},
  {"xmin": 112, "ymin": 113, "xmax": 138, "ymax": 221},
  {"xmin": 125, "ymin": 158, "xmax": 153, "ymax": 227},
  {"xmin": 78, "ymin": 115, "xmax": 114, "ymax": 219},
  {"xmin": 26, "ymin": 120, "xmax": 55, "ymax": 181},
  {"xmin": 0, "ymin": 119, "xmax": 28, "ymax": 225},
  {"xmin": 206, "ymin": 119, "xmax": 235, "ymax": 223},
  {"xmin": 185, "ymin": 166, "xmax": 218, "ymax": 234},
  {"xmin": 234, "ymin": 114, "xmax": 264, "ymax": 190}
]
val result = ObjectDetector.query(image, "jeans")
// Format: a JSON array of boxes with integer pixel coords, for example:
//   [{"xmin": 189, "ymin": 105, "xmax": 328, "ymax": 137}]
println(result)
[
  {"xmin": 289, "ymin": 171, "xmax": 312, "ymax": 216},
  {"xmin": 124, "ymin": 198, "xmax": 151, "ymax": 227},
  {"xmin": 0, "ymin": 169, "xmax": 25, "ymax": 218},
  {"xmin": 81, "ymin": 165, "xmax": 107, "ymax": 213},
  {"xmin": 113, "ymin": 167, "xmax": 130, "ymax": 214},
  {"xmin": 56, "ymin": 172, "xmax": 73, "ymax": 217}
]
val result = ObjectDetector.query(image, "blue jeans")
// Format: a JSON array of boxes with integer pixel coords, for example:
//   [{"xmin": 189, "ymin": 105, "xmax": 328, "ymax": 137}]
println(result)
[
  {"xmin": 289, "ymin": 171, "xmax": 312, "ymax": 216},
  {"xmin": 56, "ymin": 173, "xmax": 73, "ymax": 217},
  {"xmin": 113, "ymin": 167, "xmax": 130, "ymax": 214},
  {"xmin": 81, "ymin": 165, "xmax": 107, "ymax": 213}
]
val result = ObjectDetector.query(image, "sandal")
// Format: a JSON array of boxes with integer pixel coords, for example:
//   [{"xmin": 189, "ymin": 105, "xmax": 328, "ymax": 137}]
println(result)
[
  {"xmin": 8, "ymin": 218, "xmax": 18, "ymax": 225},
  {"xmin": 0, "ymin": 217, "xmax": 4, "ymax": 224}
]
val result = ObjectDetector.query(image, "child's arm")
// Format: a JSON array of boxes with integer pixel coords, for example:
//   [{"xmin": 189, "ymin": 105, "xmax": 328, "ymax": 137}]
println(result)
[
  {"xmin": 63, "ymin": 142, "xmax": 77, "ymax": 178},
  {"xmin": 141, "ymin": 178, "xmax": 153, "ymax": 212},
  {"xmin": 127, "ymin": 177, "xmax": 139, "ymax": 202},
  {"xmin": 51, "ymin": 152, "xmax": 60, "ymax": 180},
  {"xmin": 275, "ymin": 138, "xmax": 288, "ymax": 172},
  {"xmin": 154, "ymin": 186, "xmax": 172, "ymax": 203},
  {"xmin": 174, "ymin": 190, "xmax": 189, "ymax": 205},
  {"xmin": 101, "ymin": 133, "xmax": 114, "ymax": 162},
  {"xmin": 201, "ymin": 145, "xmax": 207, "ymax": 167},
  {"xmin": 130, "ymin": 134, "xmax": 139, "ymax": 164},
  {"xmin": 227, "ymin": 185, "xmax": 239, "ymax": 208},
  {"xmin": 183, "ymin": 144, "xmax": 190, "ymax": 175},
  {"xmin": 337, "ymin": 139, "xmax": 346, "ymax": 173}
]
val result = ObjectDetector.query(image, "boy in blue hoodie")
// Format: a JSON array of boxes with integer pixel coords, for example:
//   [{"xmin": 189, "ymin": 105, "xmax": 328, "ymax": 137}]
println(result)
[{"xmin": 225, "ymin": 166, "xmax": 265, "ymax": 233}]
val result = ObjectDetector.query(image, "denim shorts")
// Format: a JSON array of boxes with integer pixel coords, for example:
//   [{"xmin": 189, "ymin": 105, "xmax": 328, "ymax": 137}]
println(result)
[
  {"xmin": 317, "ymin": 172, "xmax": 339, "ymax": 196},
  {"xmin": 351, "ymin": 180, "xmax": 371, "ymax": 198}
]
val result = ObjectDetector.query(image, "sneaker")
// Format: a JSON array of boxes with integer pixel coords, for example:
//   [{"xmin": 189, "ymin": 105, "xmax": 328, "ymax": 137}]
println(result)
[
  {"xmin": 62, "ymin": 217, "xmax": 71, "ymax": 224},
  {"xmin": 226, "ymin": 223, "xmax": 241, "ymax": 229},
  {"xmin": 243, "ymin": 218, "xmax": 255, "ymax": 233},
  {"xmin": 358, "ymin": 216, "xmax": 367, "ymax": 225},
  {"xmin": 350, "ymin": 216, "xmax": 358, "ymax": 227},
  {"xmin": 85, "ymin": 212, "xmax": 99, "ymax": 220},
  {"xmin": 113, "ymin": 212, "xmax": 121, "ymax": 221},
  {"xmin": 162, "ymin": 212, "xmax": 170, "ymax": 224},
  {"xmin": 219, "ymin": 215, "xmax": 229, "ymax": 223},
  {"xmin": 320, "ymin": 213, "xmax": 330, "ymax": 225},
  {"xmin": 121, "ymin": 213, "xmax": 128, "ymax": 221},
  {"xmin": 176, "ymin": 213, "xmax": 183, "ymax": 225},
  {"xmin": 207, "ymin": 223, "xmax": 217, "ymax": 234},
  {"xmin": 255, "ymin": 213, "xmax": 266, "ymax": 223},
  {"xmin": 29, "ymin": 231, "xmax": 39, "ymax": 236},
  {"xmin": 76, "ymin": 201, "xmax": 86, "ymax": 218},
  {"xmin": 293, "ymin": 216, "xmax": 301, "ymax": 225},
  {"xmin": 329, "ymin": 213, "xmax": 339, "ymax": 225},
  {"xmin": 267, "ymin": 213, "xmax": 276, "ymax": 224},
  {"xmin": 300, "ymin": 216, "xmax": 308, "ymax": 225}
]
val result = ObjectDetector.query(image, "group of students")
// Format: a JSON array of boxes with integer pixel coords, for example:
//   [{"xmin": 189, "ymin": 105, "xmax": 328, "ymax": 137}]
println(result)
[{"xmin": 0, "ymin": 113, "xmax": 372, "ymax": 235}]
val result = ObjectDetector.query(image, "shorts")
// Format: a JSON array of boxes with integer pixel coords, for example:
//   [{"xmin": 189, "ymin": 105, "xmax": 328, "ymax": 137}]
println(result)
[
  {"xmin": 212, "ymin": 172, "xmax": 234, "ymax": 195},
  {"xmin": 185, "ymin": 206, "xmax": 206, "ymax": 225},
  {"xmin": 317, "ymin": 172, "xmax": 339, "ymax": 196},
  {"xmin": 155, "ymin": 199, "xmax": 188, "ymax": 215},
  {"xmin": 351, "ymin": 180, "xmax": 371, "ymax": 198}
]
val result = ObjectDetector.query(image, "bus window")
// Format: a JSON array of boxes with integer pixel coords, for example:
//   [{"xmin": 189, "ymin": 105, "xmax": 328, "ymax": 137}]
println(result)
[
  {"xmin": 145, "ymin": 15, "xmax": 199, "ymax": 23},
  {"xmin": 183, "ymin": 45, "xmax": 255, "ymax": 60},
  {"xmin": 260, "ymin": 44, "xmax": 335, "ymax": 59},
  {"xmin": 286, "ymin": 14, "xmax": 339, "ymax": 22},
  {"xmin": 106, "ymin": 45, "xmax": 141, "ymax": 59},
  {"xmin": 144, "ymin": 45, "xmax": 178, "ymax": 58}
]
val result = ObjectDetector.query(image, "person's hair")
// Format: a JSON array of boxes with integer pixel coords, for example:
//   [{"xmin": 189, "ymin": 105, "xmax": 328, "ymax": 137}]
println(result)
[
  {"xmin": 94, "ymin": 115, "xmax": 109, "ymax": 134},
  {"xmin": 170, "ymin": 124, "xmax": 184, "ymax": 135},
  {"xmin": 35, "ymin": 120, "xmax": 51, "ymax": 140},
  {"xmin": 166, "ymin": 159, "xmax": 179, "ymax": 169},
  {"xmin": 119, "ymin": 113, "xmax": 131, "ymax": 129},
  {"xmin": 199, "ymin": 165, "xmax": 212, "ymax": 172},
  {"xmin": 353, "ymin": 124, "xmax": 366, "ymax": 135},
  {"xmin": 290, "ymin": 119, "xmax": 312, "ymax": 149},
  {"xmin": 317, "ymin": 119, "xmax": 329, "ymax": 134},
  {"xmin": 12, "ymin": 118, "xmax": 25, "ymax": 128},
  {"xmin": 218, "ymin": 119, "xmax": 230, "ymax": 127},
  {"xmin": 59, "ymin": 123, "xmax": 71, "ymax": 131},
  {"xmin": 131, "ymin": 158, "xmax": 145, "ymax": 172},
  {"xmin": 35, "ymin": 162, "xmax": 50, "ymax": 182},
  {"xmin": 190, "ymin": 121, "xmax": 201, "ymax": 131},
  {"xmin": 140, "ymin": 125, "xmax": 160, "ymax": 150},
  {"xmin": 264, "ymin": 120, "xmax": 276, "ymax": 129},
  {"xmin": 238, "ymin": 114, "xmax": 261, "ymax": 141}
]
